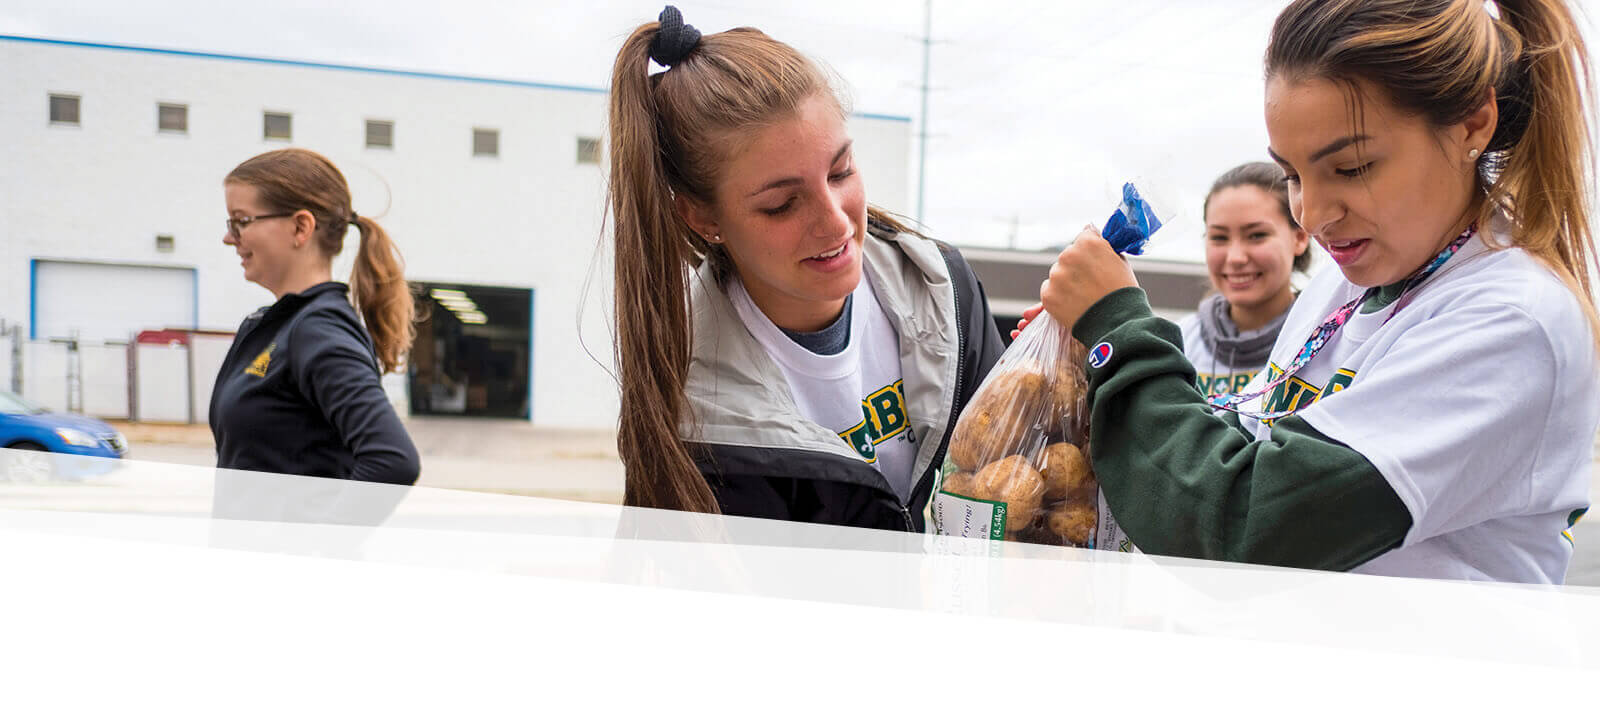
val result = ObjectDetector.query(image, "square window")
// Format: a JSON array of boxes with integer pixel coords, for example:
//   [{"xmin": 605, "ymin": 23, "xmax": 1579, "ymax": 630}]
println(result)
[
  {"xmin": 576, "ymin": 137, "xmax": 602, "ymax": 164},
  {"xmin": 366, "ymin": 120, "xmax": 394, "ymax": 149},
  {"xmin": 49, "ymin": 94, "xmax": 80, "ymax": 125},
  {"xmin": 473, "ymin": 128, "xmax": 499, "ymax": 157},
  {"xmin": 264, "ymin": 111, "xmax": 292, "ymax": 141},
  {"xmin": 158, "ymin": 103, "xmax": 188, "ymax": 133}
]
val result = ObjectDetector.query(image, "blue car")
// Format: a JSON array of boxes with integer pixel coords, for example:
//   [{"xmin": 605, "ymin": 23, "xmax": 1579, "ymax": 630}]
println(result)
[{"xmin": 0, "ymin": 390, "xmax": 127, "ymax": 482}]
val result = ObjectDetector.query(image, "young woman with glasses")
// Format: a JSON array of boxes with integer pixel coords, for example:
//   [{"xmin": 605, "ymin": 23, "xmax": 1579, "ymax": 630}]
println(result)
[{"xmin": 210, "ymin": 148, "xmax": 420, "ymax": 486}]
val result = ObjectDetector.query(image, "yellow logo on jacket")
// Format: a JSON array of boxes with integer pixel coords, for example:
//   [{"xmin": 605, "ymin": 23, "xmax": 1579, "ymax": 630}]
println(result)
[
  {"xmin": 838, "ymin": 380, "xmax": 913, "ymax": 463},
  {"xmin": 245, "ymin": 343, "xmax": 276, "ymax": 377}
]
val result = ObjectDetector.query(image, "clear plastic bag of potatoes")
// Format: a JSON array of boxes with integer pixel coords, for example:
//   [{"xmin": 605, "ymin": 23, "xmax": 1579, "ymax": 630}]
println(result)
[
  {"xmin": 930, "ymin": 182, "xmax": 1165, "ymax": 551},
  {"xmin": 930, "ymin": 313, "xmax": 1119, "ymax": 548}
]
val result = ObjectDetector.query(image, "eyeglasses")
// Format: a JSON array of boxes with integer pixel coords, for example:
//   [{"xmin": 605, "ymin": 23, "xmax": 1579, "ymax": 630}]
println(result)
[{"xmin": 225, "ymin": 212, "xmax": 295, "ymax": 237}]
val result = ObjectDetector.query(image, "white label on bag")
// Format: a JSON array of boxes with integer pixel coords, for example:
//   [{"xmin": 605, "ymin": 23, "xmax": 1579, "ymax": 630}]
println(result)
[
  {"xmin": 932, "ymin": 490, "xmax": 1008, "ymax": 540},
  {"xmin": 1095, "ymin": 489, "xmax": 1139, "ymax": 553},
  {"xmin": 933, "ymin": 486, "xmax": 1141, "ymax": 553}
]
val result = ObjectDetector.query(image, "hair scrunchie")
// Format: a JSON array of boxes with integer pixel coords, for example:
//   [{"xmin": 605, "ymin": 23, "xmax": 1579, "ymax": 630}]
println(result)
[{"xmin": 650, "ymin": 6, "xmax": 701, "ymax": 67}]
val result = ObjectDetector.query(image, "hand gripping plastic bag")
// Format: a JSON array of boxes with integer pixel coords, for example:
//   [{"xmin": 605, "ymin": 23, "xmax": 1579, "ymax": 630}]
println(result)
[{"xmin": 931, "ymin": 183, "xmax": 1165, "ymax": 550}]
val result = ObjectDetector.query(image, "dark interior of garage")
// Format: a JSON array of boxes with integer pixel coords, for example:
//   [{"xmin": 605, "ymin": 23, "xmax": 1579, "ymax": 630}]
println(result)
[{"xmin": 408, "ymin": 283, "xmax": 532, "ymax": 419}]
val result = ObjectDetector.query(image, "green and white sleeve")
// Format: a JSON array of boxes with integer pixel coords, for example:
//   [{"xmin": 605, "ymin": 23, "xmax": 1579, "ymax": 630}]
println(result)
[{"xmin": 1071, "ymin": 287, "xmax": 1410, "ymax": 571}]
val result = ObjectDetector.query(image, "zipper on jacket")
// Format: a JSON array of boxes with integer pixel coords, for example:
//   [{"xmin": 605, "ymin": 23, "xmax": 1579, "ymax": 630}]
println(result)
[
  {"xmin": 910, "ymin": 245, "xmax": 973, "ymax": 532},
  {"xmin": 933, "ymin": 246, "xmax": 971, "ymax": 469}
]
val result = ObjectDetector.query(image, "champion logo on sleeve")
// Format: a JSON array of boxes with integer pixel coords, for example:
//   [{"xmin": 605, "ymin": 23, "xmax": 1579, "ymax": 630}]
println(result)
[{"xmin": 1089, "ymin": 342, "xmax": 1113, "ymax": 368}]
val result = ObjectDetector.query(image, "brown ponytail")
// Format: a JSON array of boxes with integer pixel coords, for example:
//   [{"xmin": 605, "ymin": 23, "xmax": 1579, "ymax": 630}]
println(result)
[
  {"xmin": 226, "ymin": 148, "xmax": 415, "ymax": 373},
  {"xmin": 1267, "ymin": 0, "xmax": 1599, "ymax": 347},
  {"xmin": 609, "ymin": 24, "xmax": 715, "ymax": 514},
  {"xmin": 1479, "ymin": 0, "xmax": 1598, "ymax": 342},
  {"xmin": 607, "ymin": 16, "xmax": 836, "ymax": 513},
  {"xmin": 348, "ymin": 215, "xmax": 415, "ymax": 374}
]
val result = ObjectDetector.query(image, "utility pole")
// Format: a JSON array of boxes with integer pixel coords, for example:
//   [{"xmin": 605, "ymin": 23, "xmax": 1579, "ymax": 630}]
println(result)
[{"xmin": 916, "ymin": 0, "xmax": 932, "ymax": 224}]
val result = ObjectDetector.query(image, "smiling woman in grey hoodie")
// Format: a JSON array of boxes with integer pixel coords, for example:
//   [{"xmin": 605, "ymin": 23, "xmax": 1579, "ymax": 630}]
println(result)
[{"xmin": 1179, "ymin": 162, "xmax": 1313, "ymax": 397}]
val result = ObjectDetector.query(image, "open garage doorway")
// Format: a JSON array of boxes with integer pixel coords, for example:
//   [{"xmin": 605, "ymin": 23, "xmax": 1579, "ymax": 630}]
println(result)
[{"xmin": 409, "ymin": 283, "xmax": 532, "ymax": 419}]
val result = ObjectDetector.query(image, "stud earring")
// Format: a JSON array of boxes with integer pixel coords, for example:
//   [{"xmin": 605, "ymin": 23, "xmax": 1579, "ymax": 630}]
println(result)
[{"xmin": 1468, "ymin": 148, "xmax": 1481, "ymax": 160}]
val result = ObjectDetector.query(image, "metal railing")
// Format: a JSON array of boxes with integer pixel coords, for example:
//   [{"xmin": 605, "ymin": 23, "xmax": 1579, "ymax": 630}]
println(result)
[{"xmin": 0, "ymin": 321, "xmax": 231, "ymax": 424}]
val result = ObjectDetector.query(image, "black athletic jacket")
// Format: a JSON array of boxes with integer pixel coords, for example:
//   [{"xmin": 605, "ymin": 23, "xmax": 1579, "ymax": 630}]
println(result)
[
  {"xmin": 210, "ymin": 281, "xmax": 420, "ymax": 485},
  {"xmin": 681, "ymin": 221, "xmax": 1005, "ymax": 531}
]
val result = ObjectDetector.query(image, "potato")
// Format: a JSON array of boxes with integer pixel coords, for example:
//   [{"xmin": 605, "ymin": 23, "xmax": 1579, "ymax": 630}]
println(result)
[
  {"xmin": 972, "ymin": 455, "xmax": 1044, "ymax": 503},
  {"xmin": 1046, "ymin": 343, "xmax": 1087, "ymax": 435},
  {"xmin": 940, "ymin": 470, "xmax": 977, "ymax": 498},
  {"xmin": 1039, "ymin": 442, "xmax": 1094, "ymax": 501},
  {"xmin": 1006, "ymin": 511, "xmax": 1043, "ymax": 535},
  {"xmin": 971, "ymin": 455, "xmax": 1045, "ymax": 533},
  {"xmin": 947, "ymin": 406, "xmax": 1001, "ymax": 471},
  {"xmin": 1051, "ymin": 356, "xmax": 1081, "ymax": 415},
  {"xmin": 1010, "ymin": 523, "xmax": 1060, "ymax": 547},
  {"xmin": 949, "ymin": 364, "xmax": 1050, "ymax": 470},
  {"xmin": 1047, "ymin": 501, "xmax": 1098, "ymax": 546}
]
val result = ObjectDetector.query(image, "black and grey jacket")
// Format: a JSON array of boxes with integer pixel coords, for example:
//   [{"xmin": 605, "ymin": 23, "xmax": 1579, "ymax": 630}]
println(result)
[{"xmin": 681, "ymin": 220, "xmax": 1005, "ymax": 532}]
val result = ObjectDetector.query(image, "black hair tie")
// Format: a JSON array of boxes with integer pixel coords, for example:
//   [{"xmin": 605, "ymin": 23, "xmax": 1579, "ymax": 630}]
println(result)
[{"xmin": 650, "ymin": 5, "xmax": 701, "ymax": 67}]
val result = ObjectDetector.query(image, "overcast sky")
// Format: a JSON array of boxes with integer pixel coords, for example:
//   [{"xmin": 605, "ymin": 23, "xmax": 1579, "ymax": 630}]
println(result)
[{"xmin": 5, "ymin": 0, "xmax": 1598, "ymax": 263}]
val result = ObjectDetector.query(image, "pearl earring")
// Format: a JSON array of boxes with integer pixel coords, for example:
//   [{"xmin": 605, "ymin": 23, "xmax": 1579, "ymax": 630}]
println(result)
[{"xmin": 1468, "ymin": 148, "xmax": 1481, "ymax": 160}]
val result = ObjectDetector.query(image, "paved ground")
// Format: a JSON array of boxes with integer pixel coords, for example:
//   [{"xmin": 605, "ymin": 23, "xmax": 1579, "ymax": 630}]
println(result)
[
  {"xmin": 111, "ymin": 417, "xmax": 624, "ymax": 504},
  {"xmin": 61, "ymin": 420, "xmax": 1600, "ymax": 587}
]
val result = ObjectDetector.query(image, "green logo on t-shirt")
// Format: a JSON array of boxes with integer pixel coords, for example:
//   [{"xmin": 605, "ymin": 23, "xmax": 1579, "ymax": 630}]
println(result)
[
  {"xmin": 838, "ymin": 380, "xmax": 912, "ymax": 463},
  {"xmin": 1564, "ymin": 507, "xmax": 1588, "ymax": 545},
  {"xmin": 1197, "ymin": 371, "xmax": 1257, "ymax": 396}
]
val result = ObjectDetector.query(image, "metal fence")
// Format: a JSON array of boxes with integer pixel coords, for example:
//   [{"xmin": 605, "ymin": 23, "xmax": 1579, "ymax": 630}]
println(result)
[{"xmin": 0, "ymin": 319, "xmax": 232, "ymax": 424}]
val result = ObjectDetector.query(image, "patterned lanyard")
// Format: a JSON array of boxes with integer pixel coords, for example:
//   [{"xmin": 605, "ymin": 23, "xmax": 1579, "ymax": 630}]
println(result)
[{"xmin": 1207, "ymin": 224, "xmax": 1476, "ymax": 421}]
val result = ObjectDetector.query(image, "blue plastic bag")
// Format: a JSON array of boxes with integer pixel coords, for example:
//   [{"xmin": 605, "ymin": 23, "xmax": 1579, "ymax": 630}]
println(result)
[{"xmin": 1101, "ymin": 182, "xmax": 1164, "ymax": 256}]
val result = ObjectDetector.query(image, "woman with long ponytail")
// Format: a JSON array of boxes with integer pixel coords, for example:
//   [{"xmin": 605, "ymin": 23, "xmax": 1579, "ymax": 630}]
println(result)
[
  {"xmin": 609, "ymin": 18, "xmax": 716, "ymax": 513},
  {"xmin": 1028, "ymin": 0, "xmax": 1598, "ymax": 583},
  {"xmin": 212, "ymin": 147, "xmax": 420, "ymax": 486},
  {"xmin": 608, "ymin": 7, "xmax": 1005, "ymax": 529}
]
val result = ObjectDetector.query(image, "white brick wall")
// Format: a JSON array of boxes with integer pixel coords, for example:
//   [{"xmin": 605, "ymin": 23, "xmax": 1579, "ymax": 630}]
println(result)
[{"xmin": 1, "ymin": 36, "xmax": 913, "ymax": 428}]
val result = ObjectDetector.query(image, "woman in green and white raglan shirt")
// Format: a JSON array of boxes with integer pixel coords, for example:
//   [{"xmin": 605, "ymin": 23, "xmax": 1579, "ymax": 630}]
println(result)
[
  {"xmin": 1180, "ymin": 162, "xmax": 1313, "ymax": 398},
  {"xmin": 1030, "ymin": 0, "xmax": 1599, "ymax": 583}
]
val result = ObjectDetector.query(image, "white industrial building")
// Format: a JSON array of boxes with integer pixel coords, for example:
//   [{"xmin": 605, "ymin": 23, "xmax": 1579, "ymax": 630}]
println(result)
[{"xmin": 0, "ymin": 34, "xmax": 915, "ymax": 429}]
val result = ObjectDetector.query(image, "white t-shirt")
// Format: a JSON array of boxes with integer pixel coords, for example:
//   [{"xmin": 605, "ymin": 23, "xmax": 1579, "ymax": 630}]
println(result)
[
  {"xmin": 1237, "ymin": 222, "xmax": 1599, "ymax": 583},
  {"xmin": 728, "ymin": 274, "xmax": 918, "ymax": 501}
]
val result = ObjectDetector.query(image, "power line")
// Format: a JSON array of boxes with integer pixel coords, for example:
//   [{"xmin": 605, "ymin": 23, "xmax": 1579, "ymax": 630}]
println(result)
[{"xmin": 916, "ymin": 0, "xmax": 932, "ymax": 224}]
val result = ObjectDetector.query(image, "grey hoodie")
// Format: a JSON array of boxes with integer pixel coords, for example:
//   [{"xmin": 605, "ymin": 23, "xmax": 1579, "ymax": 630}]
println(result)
[{"xmin": 1177, "ymin": 292, "xmax": 1292, "ymax": 397}]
